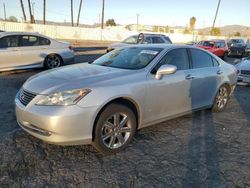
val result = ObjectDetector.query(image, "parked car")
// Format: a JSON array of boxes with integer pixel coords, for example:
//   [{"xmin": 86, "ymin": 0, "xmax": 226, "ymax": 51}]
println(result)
[
  {"xmin": 0, "ymin": 32, "xmax": 74, "ymax": 72},
  {"xmin": 186, "ymin": 41, "xmax": 198, "ymax": 46},
  {"xmin": 235, "ymin": 57, "xmax": 250, "ymax": 84},
  {"xmin": 227, "ymin": 39, "xmax": 246, "ymax": 57},
  {"xmin": 15, "ymin": 44, "xmax": 237, "ymax": 154},
  {"xmin": 197, "ymin": 40, "xmax": 228, "ymax": 59},
  {"xmin": 106, "ymin": 33, "xmax": 172, "ymax": 53},
  {"xmin": 244, "ymin": 43, "xmax": 250, "ymax": 57}
]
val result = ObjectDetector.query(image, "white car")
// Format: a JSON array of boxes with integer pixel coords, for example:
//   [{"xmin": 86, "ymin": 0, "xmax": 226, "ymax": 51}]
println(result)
[
  {"xmin": 235, "ymin": 57, "xmax": 250, "ymax": 84},
  {"xmin": 0, "ymin": 32, "xmax": 75, "ymax": 71}
]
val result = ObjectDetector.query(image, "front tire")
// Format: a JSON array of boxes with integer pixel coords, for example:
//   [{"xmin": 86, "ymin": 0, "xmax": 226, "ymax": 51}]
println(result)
[
  {"xmin": 93, "ymin": 103, "xmax": 137, "ymax": 154},
  {"xmin": 212, "ymin": 85, "xmax": 229, "ymax": 112},
  {"xmin": 44, "ymin": 54, "xmax": 62, "ymax": 69}
]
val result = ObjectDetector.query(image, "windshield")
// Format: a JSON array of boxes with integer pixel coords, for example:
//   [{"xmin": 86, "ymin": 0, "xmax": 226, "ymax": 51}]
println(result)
[
  {"xmin": 92, "ymin": 47, "xmax": 162, "ymax": 70},
  {"xmin": 199, "ymin": 41, "xmax": 214, "ymax": 47},
  {"xmin": 122, "ymin": 35, "xmax": 138, "ymax": 44}
]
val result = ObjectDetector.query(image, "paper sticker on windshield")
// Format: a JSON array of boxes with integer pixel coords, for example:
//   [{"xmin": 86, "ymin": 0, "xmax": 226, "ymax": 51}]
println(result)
[{"xmin": 140, "ymin": 50, "xmax": 159, "ymax": 55}]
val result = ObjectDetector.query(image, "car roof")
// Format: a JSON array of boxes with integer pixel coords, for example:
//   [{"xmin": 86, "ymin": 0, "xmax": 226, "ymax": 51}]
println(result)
[
  {"xmin": 127, "ymin": 43, "xmax": 193, "ymax": 50},
  {"xmin": 0, "ymin": 31, "xmax": 51, "ymax": 39}
]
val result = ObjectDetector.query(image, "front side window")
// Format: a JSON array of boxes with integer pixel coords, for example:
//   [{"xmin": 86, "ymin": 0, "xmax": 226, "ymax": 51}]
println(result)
[
  {"xmin": 0, "ymin": 35, "xmax": 19, "ymax": 48},
  {"xmin": 190, "ymin": 49, "xmax": 214, "ymax": 68},
  {"xmin": 152, "ymin": 37, "xmax": 164, "ymax": 44},
  {"xmin": 152, "ymin": 48, "xmax": 190, "ymax": 73},
  {"xmin": 144, "ymin": 37, "xmax": 152, "ymax": 44},
  {"xmin": 93, "ymin": 47, "xmax": 162, "ymax": 70}
]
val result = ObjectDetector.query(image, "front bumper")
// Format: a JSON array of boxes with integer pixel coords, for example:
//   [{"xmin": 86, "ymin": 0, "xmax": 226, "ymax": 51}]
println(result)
[
  {"xmin": 15, "ymin": 94, "xmax": 98, "ymax": 146},
  {"xmin": 237, "ymin": 75, "xmax": 250, "ymax": 83}
]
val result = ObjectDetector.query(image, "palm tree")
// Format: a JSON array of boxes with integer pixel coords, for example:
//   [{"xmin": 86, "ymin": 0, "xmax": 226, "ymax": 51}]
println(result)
[
  {"xmin": 189, "ymin": 16, "xmax": 196, "ymax": 31},
  {"xmin": 77, "ymin": 0, "xmax": 83, "ymax": 26},
  {"xmin": 71, "ymin": 0, "xmax": 74, "ymax": 27},
  {"xmin": 43, "ymin": 0, "xmax": 46, "ymax": 24},
  {"xmin": 20, "ymin": 0, "xmax": 27, "ymax": 22},
  {"xmin": 27, "ymin": 0, "xmax": 34, "ymax": 23}
]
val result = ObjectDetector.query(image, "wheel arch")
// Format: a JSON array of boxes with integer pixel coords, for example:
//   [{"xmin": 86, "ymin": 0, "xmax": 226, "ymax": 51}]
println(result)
[
  {"xmin": 44, "ymin": 53, "xmax": 64, "ymax": 68},
  {"xmin": 92, "ymin": 97, "xmax": 141, "ymax": 141}
]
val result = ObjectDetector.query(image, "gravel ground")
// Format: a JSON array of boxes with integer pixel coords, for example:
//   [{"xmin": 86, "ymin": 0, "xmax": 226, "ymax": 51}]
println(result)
[{"xmin": 0, "ymin": 46, "xmax": 249, "ymax": 187}]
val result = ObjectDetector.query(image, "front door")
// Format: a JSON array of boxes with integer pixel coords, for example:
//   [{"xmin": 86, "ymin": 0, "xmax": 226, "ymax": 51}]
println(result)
[{"xmin": 143, "ymin": 48, "xmax": 193, "ymax": 125}]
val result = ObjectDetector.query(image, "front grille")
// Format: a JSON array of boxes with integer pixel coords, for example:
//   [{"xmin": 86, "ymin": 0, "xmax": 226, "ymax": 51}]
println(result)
[
  {"xmin": 241, "ymin": 70, "xmax": 250, "ymax": 76},
  {"xmin": 19, "ymin": 89, "xmax": 37, "ymax": 106}
]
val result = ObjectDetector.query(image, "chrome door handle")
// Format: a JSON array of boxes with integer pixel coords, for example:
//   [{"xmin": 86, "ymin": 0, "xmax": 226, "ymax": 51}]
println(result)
[
  {"xmin": 217, "ymin": 70, "xmax": 223, "ymax": 75},
  {"xmin": 186, "ymin": 74, "xmax": 195, "ymax": 80}
]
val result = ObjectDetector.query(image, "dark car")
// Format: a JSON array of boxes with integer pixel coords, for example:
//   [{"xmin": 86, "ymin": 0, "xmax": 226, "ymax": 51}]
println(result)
[
  {"xmin": 244, "ymin": 43, "xmax": 250, "ymax": 57},
  {"xmin": 227, "ymin": 39, "xmax": 246, "ymax": 57}
]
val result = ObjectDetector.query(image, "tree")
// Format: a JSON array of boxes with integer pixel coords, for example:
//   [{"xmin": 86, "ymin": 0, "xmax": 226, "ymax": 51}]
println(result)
[
  {"xmin": 27, "ymin": 0, "xmax": 35, "ymax": 23},
  {"xmin": 210, "ymin": 27, "xmax": 221, "ymax": 36},
  {"xmin": 19, "ymin": 0, "xmax": 26, "ymax": 22},
  {"xmin": 106, "ymin": 19, "xmax": 116, "ymax": 27},
  {"xmin": 8, "ymin": 16, "xmax": 18, "ymax": 22},
  {"xmin": 43, "ymin": 0, "xmax": 46, "ymax": 24},
  {"xmin": 189, "ymin": 16, "xmax": 196, "ymax": 31}
]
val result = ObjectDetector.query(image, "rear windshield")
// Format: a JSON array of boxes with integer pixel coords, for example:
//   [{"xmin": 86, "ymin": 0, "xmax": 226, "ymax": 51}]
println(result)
[{"xmin": 93, "ymin": 47, "xmax": 163, "ymax": 70}]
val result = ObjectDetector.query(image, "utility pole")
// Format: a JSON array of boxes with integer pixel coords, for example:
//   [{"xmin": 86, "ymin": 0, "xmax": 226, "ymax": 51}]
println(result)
[
  {"xmin": 101, "ymin": 0, "xmax": 105, "ymax": 29},
  {"xmin": 212, "ymin": 0, "xmax": 221, "ymax": 30},
  {"xmin": 77, "ymin": 0, "xmax": 83, "ymax": 26},
  {"xmin": 136, "ymin": 14, "xmax": 139, "ymax": 31},
  {"xmin": 43, "ymin": 0, "xmax": 46, "ymax": 24},
  {"xmin": 20, "ymin": 0, "xmax": 27, "ymax": 22},
  {"xmin": 3, "ymin": 3, "xmax": 6, "ymax": 20},
  {"xmin": 71, "ymin": 0, "xmax": 74, "ymax": 27}
]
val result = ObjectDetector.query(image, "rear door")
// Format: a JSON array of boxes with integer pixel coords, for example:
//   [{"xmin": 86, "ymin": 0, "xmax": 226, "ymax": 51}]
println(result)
[
  {"xmin": 18, "ymin": 35, "xmax": 51, "ymax": 66},
  {"xmin": 0, "ymin": 35, "xmax": 21, "ymax": 70},
  {"xmin": 188, "ymin": 48, "xmax": 221, "ymax": 109}
]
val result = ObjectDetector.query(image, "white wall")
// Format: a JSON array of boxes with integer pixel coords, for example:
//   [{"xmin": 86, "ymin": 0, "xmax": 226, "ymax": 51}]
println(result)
[{"xmin": 0, "ymin": 21, "xmax": 227, "ymax": 43}]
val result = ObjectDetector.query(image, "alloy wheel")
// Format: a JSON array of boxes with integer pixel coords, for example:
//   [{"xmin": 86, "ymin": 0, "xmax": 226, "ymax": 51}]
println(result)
[
  {"xmin": 101, "ymin": 113, "xmax": 132, "ymax": 149},
  {"xmin": 216, "ymin": 86, "xmax": 228, "ymax": 109}
]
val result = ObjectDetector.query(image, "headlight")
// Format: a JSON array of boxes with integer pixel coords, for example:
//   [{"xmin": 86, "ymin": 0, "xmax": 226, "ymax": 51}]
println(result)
[{"xmin": 36, "ymin": 89, "xmax": 91, "ymax": 106}]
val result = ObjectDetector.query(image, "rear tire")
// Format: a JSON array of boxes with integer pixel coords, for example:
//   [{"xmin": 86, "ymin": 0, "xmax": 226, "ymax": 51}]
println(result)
[
  {"xmin": 44, "ymin": 54, "xmax": 62, "ymax": 69},
  {"xmin": 93, "ymin": 103, "xmax": 137, "ymax": 155},
  {"xmin": 212, "ymin": 85, "xmax": 229, "ymax": 112}
]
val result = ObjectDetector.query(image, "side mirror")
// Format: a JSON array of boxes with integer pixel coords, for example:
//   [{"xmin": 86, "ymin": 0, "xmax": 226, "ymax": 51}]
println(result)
[{"xmin": 155, "ymin": 64, "xmax": 177, "ymax": 80}]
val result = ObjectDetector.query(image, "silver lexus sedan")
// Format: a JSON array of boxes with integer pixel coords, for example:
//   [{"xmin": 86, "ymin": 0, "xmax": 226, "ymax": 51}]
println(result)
[{"xmin": 15, "ymin": 44, "xmax": 237, "ymax": 154}]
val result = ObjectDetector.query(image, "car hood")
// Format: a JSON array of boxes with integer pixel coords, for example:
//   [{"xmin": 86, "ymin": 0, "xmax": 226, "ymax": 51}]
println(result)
[
  {"xmin": 198, "ymin": 45, "xmax": 213, "ymax": 50},
  {"xmin": 23, "ymin": 63, "xmax": 135, "ymax": 94},
  {"xmin": 235, "ymin": 59, "xmax": 250, "ymax": 70}
]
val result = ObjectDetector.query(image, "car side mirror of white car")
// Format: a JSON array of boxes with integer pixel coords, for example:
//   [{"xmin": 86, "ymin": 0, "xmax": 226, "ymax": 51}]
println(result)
[{"xmin": 155, "ymin": 64, "xmax": 177, "ymax": 80}]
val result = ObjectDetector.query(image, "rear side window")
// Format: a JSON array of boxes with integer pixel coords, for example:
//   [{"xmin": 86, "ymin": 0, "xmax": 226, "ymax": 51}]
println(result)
[
  {"xmin": 0, "ymin": 35, "xmax": 19, "ymax": 48},
  {"xmin": 190, "ymin": 49, "xmax": 214, "ymax": 68},
  {"xmin": 152, "ymin": 37, "xmax": 165, "ymax": 44},
  {"xmin": 163, "ymin": 36, "xmax": 172, "ymax": 44},
  {"xmin": 144, "ymin": 37, "xmax": 152, "ymax": 44},
  {"xmin": 152, "ymin": 48, "xmax": 190, "ymax": 73},
  {"xmin": 38, "ymin": 37, "xmax": 50, "ymax": 45}
]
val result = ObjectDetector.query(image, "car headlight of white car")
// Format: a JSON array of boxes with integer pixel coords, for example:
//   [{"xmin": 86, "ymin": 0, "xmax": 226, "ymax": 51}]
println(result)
[{"xmin": 36, "ymin": 89, "xmax": 91, "ymax": 106}]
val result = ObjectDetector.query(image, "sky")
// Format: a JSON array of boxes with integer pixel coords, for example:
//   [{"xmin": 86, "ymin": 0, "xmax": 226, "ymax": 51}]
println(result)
[{"xmin": 0, "ymin": 0, "xmax": 249, "ymax": 28}]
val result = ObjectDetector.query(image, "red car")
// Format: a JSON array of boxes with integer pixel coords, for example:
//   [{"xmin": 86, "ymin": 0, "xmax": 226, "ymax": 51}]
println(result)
[{"xmin": 197, "ymin": 40, "xmax": 228, "ymax": 59}]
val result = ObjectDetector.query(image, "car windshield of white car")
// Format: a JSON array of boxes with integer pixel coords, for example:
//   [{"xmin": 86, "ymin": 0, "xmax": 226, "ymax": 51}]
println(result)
[
  {"xmin": 122, "ymin": 36, "xmax": 138, "ymax": 44},
  {"xmin": 93, "ymin": 47, "xmax": 162, "ymax": 70}
]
